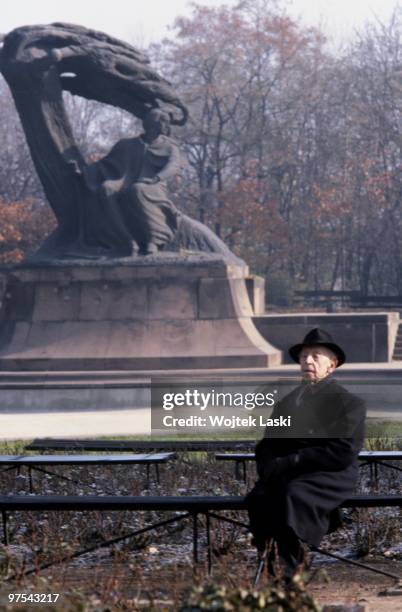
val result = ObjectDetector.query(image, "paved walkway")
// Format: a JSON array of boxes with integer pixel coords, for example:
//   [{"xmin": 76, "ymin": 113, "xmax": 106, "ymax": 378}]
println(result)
[
  {"xmin": 0, "ymin": 405, "xmax": 399, "ymax": 441},
  {"xmin": 0, "ymin": 408, "xmax": 151, "ymax": 440},
  {"xmin": 0, "ymin": 362, "xmax": 401, "ymax": 440}
]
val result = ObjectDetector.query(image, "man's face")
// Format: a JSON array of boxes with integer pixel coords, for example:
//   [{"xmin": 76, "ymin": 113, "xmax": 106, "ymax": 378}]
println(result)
[
  {"xmin": 144, "ymin": 110, "xmax": 170, "ymax": 136},
  {"xmin": 299, "ymin": 345, "xmax": 337, "ymax": 383}
]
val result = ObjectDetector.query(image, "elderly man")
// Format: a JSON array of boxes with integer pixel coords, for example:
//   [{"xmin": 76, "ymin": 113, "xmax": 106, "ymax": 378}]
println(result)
[{"xmin": 246, "ymin": 328, "xmax": 366, "ymax": 582}]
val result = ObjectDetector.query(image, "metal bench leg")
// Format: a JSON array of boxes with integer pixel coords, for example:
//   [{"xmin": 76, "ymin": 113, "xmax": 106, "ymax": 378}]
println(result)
[
  {"xmin": 235, "ymin": 460, "xmax": 240, "ymax": 480},
  {"xmin": 30, "ymin": 466, "xmax": 81, "ymax": 487},
  {"xmin": 369, "ymin": 463, "xmax": 374, "ymax": 484},
  {"xmin": 206, "ymin": 511, "xmax": 212, "ymax": 574},
  {"xmin": 2, "ymin": 510, "xmax": 8, "ymax": 545},
  {"xmin": 146, "ymin": 464, "xmax": 150, "ymax": 488},
  {"xmin": 377, "ymin": 461, "xmax": 402, "ymax": 474},
  {"xmin": 155, "ymin": 463, "xmax": 160, "ymax": 484},
  {"xmin": 7, "ymin": 512, "xmax": 191, "ymax": 581},
  {"xmin": 28, "ymin": 467, "xmax": 33, "ymax": 493},
  {"xmin": 312, "ymin": 546, "xmax": 400, "ymax": 581},
  {"xmin": 254, "ymin": 547, "xmax": 267, "ymax": 587},
  {"xmin": 193, "ymin": 513, "xmax": 199, "ymax": 565},
  {"xmin": 242, "ymin": 460, "xmax": 247, "ymax": 483}
]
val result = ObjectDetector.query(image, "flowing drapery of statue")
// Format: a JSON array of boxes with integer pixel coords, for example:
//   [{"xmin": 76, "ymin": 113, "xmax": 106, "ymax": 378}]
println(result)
[{"xmin": 0, "ymin": 23, "xmax": 238, "ymax": 261}]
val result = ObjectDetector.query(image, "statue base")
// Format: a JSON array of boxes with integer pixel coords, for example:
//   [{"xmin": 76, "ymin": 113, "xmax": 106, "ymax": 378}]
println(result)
[{"xmin": 0, "ymin": 253, "xmax": 281, "ymax": 370}]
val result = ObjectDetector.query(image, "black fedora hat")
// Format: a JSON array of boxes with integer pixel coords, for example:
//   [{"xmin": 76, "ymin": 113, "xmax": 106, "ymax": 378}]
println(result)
[{"xmin": 288, "ymin": 328, "xmax": 346, "ymax": 367}]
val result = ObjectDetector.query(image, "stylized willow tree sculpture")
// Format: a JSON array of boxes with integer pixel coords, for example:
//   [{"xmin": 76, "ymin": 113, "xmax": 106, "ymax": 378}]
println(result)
[{"xmin": 0, "ymin": 23, "xmax": 238, "ymax": 261}]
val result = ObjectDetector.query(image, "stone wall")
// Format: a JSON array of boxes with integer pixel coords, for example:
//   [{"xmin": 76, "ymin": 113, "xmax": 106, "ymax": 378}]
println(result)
[{"xmin": 253, "ymin": 313, "xmax": 400, "ymax": 363}]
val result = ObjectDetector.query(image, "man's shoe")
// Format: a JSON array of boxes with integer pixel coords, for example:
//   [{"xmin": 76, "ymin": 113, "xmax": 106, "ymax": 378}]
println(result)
[{"xmin": 251, "ymin": 536, "xmax": 266, "ymax": 553}]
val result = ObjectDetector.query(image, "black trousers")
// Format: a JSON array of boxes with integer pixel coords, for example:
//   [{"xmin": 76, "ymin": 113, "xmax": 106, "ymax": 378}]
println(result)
[{"xmin": 246, "ymin": 480, "xmax": 305, "ymax": 579}]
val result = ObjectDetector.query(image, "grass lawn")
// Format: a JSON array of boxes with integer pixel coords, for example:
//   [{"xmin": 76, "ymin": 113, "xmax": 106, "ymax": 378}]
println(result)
[{"xmin": 0, "ymin": 418, "xmax": 401, "ymax": 453}]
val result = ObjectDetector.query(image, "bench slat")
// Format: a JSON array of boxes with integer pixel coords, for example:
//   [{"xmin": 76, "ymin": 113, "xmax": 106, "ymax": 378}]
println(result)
[
  {"xmin": 26, "ymin": 439, "xmax": 254, "ymax": 452},
  {"xmin": 215, "ymin": 451, "xmax": 402, "ymax": 461},
  {"xmin": 0, "ymin": 453, "xmax": 175, "ymax": 465},
  {"xmin": 0, "ymin": 494, "xmax": 400, "ymax": 512}
]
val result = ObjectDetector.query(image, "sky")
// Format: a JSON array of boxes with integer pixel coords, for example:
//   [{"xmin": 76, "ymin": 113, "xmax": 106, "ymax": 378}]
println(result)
[{"xmin": 1, "ymin": 0, "xmax": 401, "ymax": 48}]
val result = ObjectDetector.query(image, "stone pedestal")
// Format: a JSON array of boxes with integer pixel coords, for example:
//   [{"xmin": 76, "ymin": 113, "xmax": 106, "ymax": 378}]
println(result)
[
  {"xmin": 246, "ymin": 275, "xmax": 265, "ymax": 315},
  {"xmin": 0, "ymin": 254, "xmax": 281, "ymax": 370}
]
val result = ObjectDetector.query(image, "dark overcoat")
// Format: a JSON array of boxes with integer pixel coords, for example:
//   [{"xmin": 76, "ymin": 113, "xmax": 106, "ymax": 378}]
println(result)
[{"xmin": 250, "ymin": 376, "xmax": 366, "ymax": 547}]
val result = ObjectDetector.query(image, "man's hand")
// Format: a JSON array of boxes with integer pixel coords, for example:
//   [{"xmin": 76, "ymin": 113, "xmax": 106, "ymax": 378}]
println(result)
[
  {"xmin": 67, "ymin": 159, "xmax": 82, "ymax": 176},
  {"xmin": 260, "ymin": 454, "xmax": 300, "ymax": 484},
  {"xmin": 137, "ymin": 176, "xmax": 160, "ymax": 184}
]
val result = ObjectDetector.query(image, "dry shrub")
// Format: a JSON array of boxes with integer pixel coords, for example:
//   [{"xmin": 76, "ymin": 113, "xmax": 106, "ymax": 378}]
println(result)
[{"xmin": 179, "ymin": 579, "xmax": 319, "ymax": 611}]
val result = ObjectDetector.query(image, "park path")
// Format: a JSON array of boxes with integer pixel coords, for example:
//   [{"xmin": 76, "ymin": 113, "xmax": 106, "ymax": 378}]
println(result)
[
  {"xmin": 0, "ymin": 405, "xmax": 399, "ymax": 440},
  {"xmin": 0, "ymin": 407, "xmax": 151, "ymax": 440}
]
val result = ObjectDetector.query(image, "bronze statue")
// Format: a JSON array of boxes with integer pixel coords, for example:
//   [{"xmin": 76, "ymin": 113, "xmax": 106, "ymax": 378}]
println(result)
[
  {"xmin": 85, "ymin": 108, "xmax": 182, "ymax": 256},
  {"xmin": 0, "ymin": 23, "xmax": 239, "ymax": 262}
]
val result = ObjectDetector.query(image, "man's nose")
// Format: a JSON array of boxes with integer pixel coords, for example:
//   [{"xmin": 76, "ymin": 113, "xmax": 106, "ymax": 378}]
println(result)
[{"xmin": 304, "ymin": 354, "xmax": 314, "ymax": 364}]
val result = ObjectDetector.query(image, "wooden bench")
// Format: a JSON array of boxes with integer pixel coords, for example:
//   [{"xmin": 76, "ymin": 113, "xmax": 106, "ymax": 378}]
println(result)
[
  {"xmin": 350, "ymin": 295, "xmax": 402, "ymax": 308},
  {"xmin": 26, "ymin": 439, "xmax": 255, "ymax": 452},
  {"xmin": 294, "ymin": 290, "xmax": 359, "ymax": 310},
  {"xmin": 0, "ymin": 494, "xmax": 400, "ymax": 581},
  {"xmin": 0, "ymin": 453, "xmax": 176, "ymax": 490},
  {"xmin": 215, "ymin": 450, "xmax": 402, "ymax": 482},
  {"xmin": 294, "ymin": 290, "xmax": 402, "ymax": 310}
]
